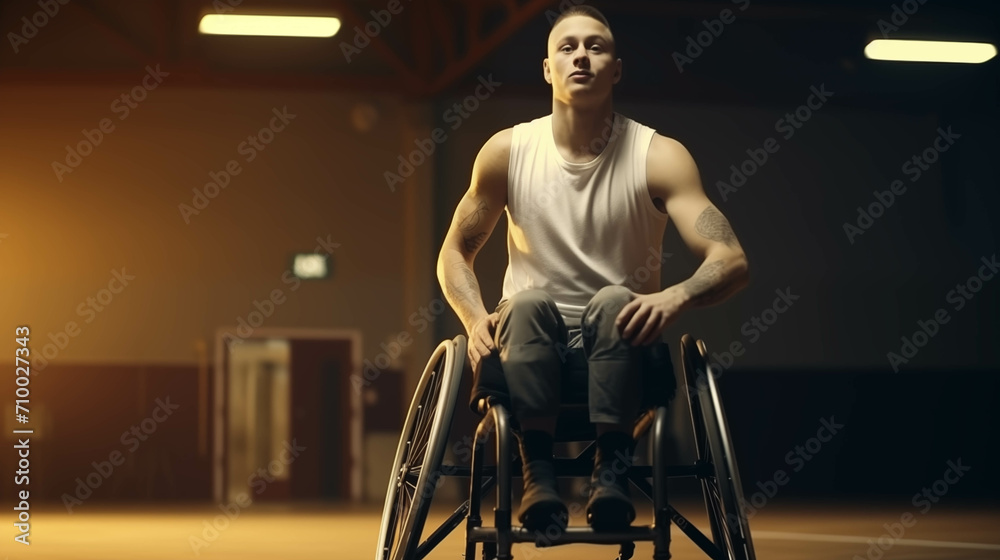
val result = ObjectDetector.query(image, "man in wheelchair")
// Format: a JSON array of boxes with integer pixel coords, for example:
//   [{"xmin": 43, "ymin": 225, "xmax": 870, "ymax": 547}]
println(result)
[{"xmin": 437, "ymin": 4, "xmax": 749, "ymax": 535}]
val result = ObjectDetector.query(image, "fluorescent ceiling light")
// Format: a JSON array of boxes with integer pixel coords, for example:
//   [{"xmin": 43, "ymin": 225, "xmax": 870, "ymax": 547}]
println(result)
[
  {"xmin": 865, "ymin": 39, "xmax": 996, "ymax": 63},
  {"xmin": 199, "ymin": 14, "xmax": 341, "ymax": 37}
]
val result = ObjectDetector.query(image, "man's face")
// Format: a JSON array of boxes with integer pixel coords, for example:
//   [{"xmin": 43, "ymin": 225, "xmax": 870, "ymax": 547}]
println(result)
[{"xmin": 545, "ymin": 15, "xmax": 620, "ymax": 103}]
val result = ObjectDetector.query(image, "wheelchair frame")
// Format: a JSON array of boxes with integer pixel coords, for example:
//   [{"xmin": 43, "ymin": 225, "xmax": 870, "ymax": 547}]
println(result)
[{"xmin": 376, "ymin": 334, "xmax": 755, "ymax": 560}]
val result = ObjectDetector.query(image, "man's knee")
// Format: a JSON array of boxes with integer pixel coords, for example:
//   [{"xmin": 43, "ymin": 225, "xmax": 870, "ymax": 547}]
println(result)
[
  {"xmin": 582, "ymin": 285, "xmax": 632, "ymax": 328},
  {"xmin": 505, "ymin": 289, "xmax": 561, "ymax": 327},
  {"xmin": 508, "ymin": 288, "xmax": 558, "ymax": 313},
  {"xmin": 498, "ymin": 290, "xmax": 565, "ymax": 378}
]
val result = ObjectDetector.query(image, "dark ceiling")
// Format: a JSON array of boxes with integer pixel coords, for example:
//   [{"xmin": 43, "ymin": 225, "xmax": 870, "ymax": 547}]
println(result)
[{"xmin": 1, "ymin": 0, "xmax": 996, "ymax": 110}]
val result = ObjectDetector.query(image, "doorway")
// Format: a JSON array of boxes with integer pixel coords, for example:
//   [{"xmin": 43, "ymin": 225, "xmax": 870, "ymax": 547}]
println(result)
[{"xmin": 213, "ymin": 328, "xmax": 362, "ymax": 504}]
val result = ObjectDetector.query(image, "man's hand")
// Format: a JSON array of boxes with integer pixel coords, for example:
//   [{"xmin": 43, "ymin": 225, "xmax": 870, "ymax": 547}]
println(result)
[
  {"xmin": 615, "ymin": 287, "xmax": 688, "ymax": 346},
  {"xmin": 467, "ymin": 312, "xmax": 500, "ymax": 371}
]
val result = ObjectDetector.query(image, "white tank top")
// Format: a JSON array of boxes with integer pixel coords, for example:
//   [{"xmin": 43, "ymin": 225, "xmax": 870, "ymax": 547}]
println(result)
[{"xmin": 500, "ymin": 112, "xmax": 670, "ymax": 324}]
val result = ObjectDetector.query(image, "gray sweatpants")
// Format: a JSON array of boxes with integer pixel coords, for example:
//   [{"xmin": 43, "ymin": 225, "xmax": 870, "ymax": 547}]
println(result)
[{"xmin": 493, "ymin": 286, "xmax": 675, "ymax": 425}]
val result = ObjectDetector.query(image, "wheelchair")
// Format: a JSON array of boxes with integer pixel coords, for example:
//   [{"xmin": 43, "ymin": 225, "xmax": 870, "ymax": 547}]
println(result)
[{"xmin": 376, "ymin": 333, "xmax": 756, "ymax": 560}]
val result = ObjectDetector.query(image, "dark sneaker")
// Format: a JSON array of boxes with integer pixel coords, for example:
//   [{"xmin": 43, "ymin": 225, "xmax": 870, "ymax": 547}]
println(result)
[
  {"xmin": 517, "ymin": 460, "xmax": 568, "ymax": 532},
  {"xmin": 586, "ymin": 466, "xmax": 635, "ymax": 531}
]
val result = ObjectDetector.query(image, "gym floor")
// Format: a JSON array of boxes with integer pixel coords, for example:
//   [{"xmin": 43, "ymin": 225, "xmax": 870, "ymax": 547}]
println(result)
[{"xmin": 11, "ymin": 500, "xmax": 999, "ymax": 559}]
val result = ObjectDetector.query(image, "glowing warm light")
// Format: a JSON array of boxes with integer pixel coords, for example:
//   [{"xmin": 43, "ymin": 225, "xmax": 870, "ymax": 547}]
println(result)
[
  {"xmin": 865, "ymin": 39, "xmax": 996, "ymax": 63},
  {"xmin": 199, "ymin": 15, "xmax": 341, "ymax": 37},
  {"xmin": 293, "ymin": 254, "xmax": 329, "ymax": 279}
]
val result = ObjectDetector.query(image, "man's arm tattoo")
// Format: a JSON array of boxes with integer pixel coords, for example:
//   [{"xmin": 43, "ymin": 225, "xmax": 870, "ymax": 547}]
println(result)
[
  {"xmin": 681, "ymin": 260, "xmax": 726, "ymax": 305},
  {"xmin": 448, "ymin": 262, "xmax": 482, "ymax": 305},
  {"xmin": 463, "ymin": 232, "xmax": 487, "ymax": 254},
  {"xmin": 459, "ymin": 201, "xmax": 487, "ymax": 231},
  {"xmin": 694, "ymin": 206, "xmax": 738, "ymax": 248},
  {"xmin": 459, "ymin": 201, "xmax": 489, "ymax": 253}
]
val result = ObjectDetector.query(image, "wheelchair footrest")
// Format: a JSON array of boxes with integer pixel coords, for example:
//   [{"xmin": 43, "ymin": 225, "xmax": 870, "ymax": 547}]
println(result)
[{"xmin": 468, "ymin": 525, "xmax": 656, "ymax": 547}]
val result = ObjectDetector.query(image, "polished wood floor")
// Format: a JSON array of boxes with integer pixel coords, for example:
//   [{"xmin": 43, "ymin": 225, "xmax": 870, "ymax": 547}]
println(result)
[{"xmin": 5, "ymin": 500, "xmax": 998, "ymax": 559}]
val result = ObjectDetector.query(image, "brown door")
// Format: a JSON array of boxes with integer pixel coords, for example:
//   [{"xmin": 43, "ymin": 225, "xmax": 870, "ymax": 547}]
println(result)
[{"xmin": 288, "ymin": 338, "xmax": 355, "ymax": 500}]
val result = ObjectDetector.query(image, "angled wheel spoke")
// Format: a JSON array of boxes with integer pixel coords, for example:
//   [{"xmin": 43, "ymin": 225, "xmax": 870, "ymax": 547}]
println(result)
[
  {"xmin": 709, "ymin": 483, "xmax": 722, "ymax": 502},
  {"xmin": 404, "ymin": 464, "xmax": 422, "ymax": 481},
  {"xmin": 411, "ymin": 413, "xmax": 433, "ymax": 461},
  {"xmin": 390, "ymin": 491, "xmax": 405, "ymax": 555},
  {"xmin": 411, "ymin": 404, "xmax": 430, "ymax": 457},
  {"xmin": 411, "ymin": 370, "xmax": 442, "ymax": 461}
]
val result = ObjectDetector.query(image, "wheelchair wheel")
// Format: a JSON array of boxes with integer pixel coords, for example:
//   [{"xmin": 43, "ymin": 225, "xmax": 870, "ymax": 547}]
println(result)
[
  {"xmin": 681, "ymin": 334, "xmax": 756, "ymax": 560},
  {"xmin": 375, "ymin": 336, "xmax": 466, "ymax": 560}
]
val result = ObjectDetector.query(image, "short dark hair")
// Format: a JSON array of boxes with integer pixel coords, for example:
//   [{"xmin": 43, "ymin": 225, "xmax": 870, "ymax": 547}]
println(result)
[{"xmin": 551, "ymin": 5, "xmax": 612, "ymax": 32}]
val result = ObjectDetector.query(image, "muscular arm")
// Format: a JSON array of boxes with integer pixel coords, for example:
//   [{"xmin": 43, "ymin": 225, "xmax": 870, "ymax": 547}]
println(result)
[
  {"xmin": 437, "ymin": 129, "xmax": 510, "ymax": 333},
  {"xmin": 648, "ymin": 133, "xmax": 750, "ymax": 310}
]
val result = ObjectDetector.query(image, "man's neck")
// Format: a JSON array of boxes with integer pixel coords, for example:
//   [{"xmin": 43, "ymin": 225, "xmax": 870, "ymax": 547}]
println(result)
[{"xmin": 550, "ymin": 99, "xmax": 617, "ymax": 163}]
